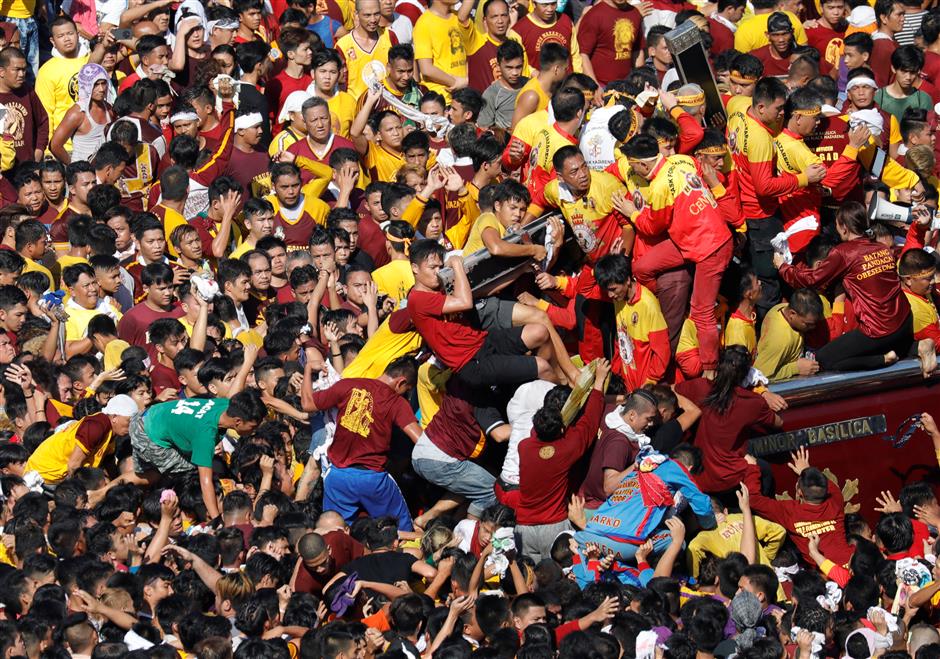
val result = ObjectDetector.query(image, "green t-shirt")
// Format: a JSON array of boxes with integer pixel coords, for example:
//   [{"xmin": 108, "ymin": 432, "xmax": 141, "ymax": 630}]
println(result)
[{"xmin": 143, "ymin": 398, "xmax": 230, "ymax": 468}]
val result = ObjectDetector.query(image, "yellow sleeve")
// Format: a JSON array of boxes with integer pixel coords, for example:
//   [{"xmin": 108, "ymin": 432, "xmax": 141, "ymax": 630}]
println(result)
[
  {"xmin": 754, "ymin": 516, "xmax": 787, "ymax": 562},
  {"xmin": 402, "ymin": 196, "xmax": 428, "ymax": 228},
  {"xmin": 687, "ymin": 534, "xmax": 708, "ymax": 577},
  {"xmin": 569, "ymin": 24, "xmax": 582, "ymax": 73},
  {"xmin": 0, "ymin": 135, "xmax": 14, "ymax": 172},
  {"xmin": 791, "ymin": 13, "xmax": 808, "ymax": 44},
  {"xmin": 412, "ymin": 18, "xmax": 434, "ymax": 61},
  {"xmin": 298, "ymin": 157, "xmax": 335, "ymax": 200},
  {"xmin": 753, "ymin": 316, "xmax": 800, "ymax": 381},
  {"xmin": 890, "ymin": 115, "xmax": 902, "ymax": 146},
  {"xmin": 508, "ymin": 30, "xmax": 531, "ymax": 75},
  {"xmin": 724, "ymin": 318, "xmax": 757, "ymax": 354},
  {"xmin": 444, "ymin": 192, "xmax": 481, "ymax": 250},
  {"xmin": 35, "ymin": 66, "xmax": 56, "ymax": 140}
]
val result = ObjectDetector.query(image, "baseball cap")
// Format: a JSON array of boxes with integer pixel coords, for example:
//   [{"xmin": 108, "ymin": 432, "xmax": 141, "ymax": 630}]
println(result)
[
  {"xmin": 767, "ymin": 12, "xmax": 794, "ymax": 33},
  {"xmin": 102, "ymin": 394, "xmax": 140, "ymax": 417}
]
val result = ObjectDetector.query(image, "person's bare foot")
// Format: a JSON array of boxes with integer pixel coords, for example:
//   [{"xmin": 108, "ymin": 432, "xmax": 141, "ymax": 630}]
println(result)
[
  {"xmin": 413, "ymin": 512, "xmax": 434, "ymax": 531},
  {"xmin": 703, "ymin": 369, "xmax": 716, "ymax": 380},
  {"xmin": 884, "ymin": 350, "xmax": 899, "ymax": 365},
  {"xmin": 918, "ymin": 340, "xmax": 937, "ymax": 377}
]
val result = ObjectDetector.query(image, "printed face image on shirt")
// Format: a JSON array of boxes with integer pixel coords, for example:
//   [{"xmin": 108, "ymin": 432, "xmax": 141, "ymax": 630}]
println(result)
[
  {"xmin": 449, "ymin": 28, "xmax": 463, "ymax": 55},
  {"xmin": 612, "ymin": 18, "xmax": 636, "ymax": 60}
]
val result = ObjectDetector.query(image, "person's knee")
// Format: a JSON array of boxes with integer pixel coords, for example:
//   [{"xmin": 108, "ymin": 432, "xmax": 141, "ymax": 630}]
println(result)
[{"xmin": 523, "ymin": 323, "xmax": 549, "ymax": 347}]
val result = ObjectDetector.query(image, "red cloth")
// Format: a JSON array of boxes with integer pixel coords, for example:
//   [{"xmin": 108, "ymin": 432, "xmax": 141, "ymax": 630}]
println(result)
[
  {"xmin": 750, "ymin": 45, "xmax": 792, "ymax": 77},
  {"xmin": 517, "ymin": 389, "xmax": 604, "ymax": 525},
  {"xmin": 924, "ymin": 51, "xmax": 940, "ymax": 88},
  {"xmin": 870, "ymin": 38, "xmax": 897, "ymax": 88},
  {"xmin": 406, "ymin": 289, "xmax": 487, "ymax": 371},
  {"xmin": 286, "ymin": 134, "xmax": 355, "ymax": 184},
  {"xmin": 513, "ymin": 14, "xmax": 576, "ymax": 74},
  {"xmin": 745, "ymin": 465, "xmax": 856, "ymax": 566},
  {"xmin": 779, "ymin": 237, "xmax": 911, "ymax": 339},
  {"xmin": 674, "ymin": 107, "xmax": 705, "ymax": 154},
  {"xmin": 676, "ymin": 378, "xmax": 777, "ymax": 493},
  {"xmin": 311, "ymin": 378, "xmax": 417, "ymax": 471},
  {"xmin": 74, "ymin": 414, "xmax": 113, "ymax": 453},
  {"xmin": 264, "ymin": 71, "xmax": 312, "ymax": 124},
  {"xmin": 117, "ymin": 301, "xmax": 185, "ymax": 346},
  {"xmin": 709, "ymin": 18, "xmax": 734, "ymax": 57},
  {"xmin": 149, "ymin": 361, "xmax": 181, "ymax": 396},
  {"xmin": 575, "ymin": 2, "xmax": 644, "ymax": 86}
]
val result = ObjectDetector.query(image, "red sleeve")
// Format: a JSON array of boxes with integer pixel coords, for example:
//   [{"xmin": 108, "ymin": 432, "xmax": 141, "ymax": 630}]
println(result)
[
  {"xmin": 743, "ymin": 463, "xmax": 792, "ymax": 526},
  {"xmin": 632, "ymin": 204, "xmax": 671, "ymax": 237},
  {"xmin": 824, "ymin": 562, "xmax": 852, "ymax": 588},
  {"xmin": 903, "ymin": 222, "xmax": 928, "ymax": 254},
  {"xmin": 191, "ymin": 114, "xmax": 235, "ymax": 184},
  {"xmin": 311, "ymin": 380, "xmax": 350, "ymax": 411},
  {"xmin": 914, "ymin": 317, "xmax": 940, "ymax": 344},
  {"xmin": 822, "ymin": 152, "xmax": 862, "ymax": 201},
  {"xmin": 501, "ymin": 136, "xmax": 530, "ymax": 172},
  {"xmin": 391, "ymin": 396, "xmax": 419, "ymax": 429},
  {"xmin": 676, "ymin": 347, "xmax": 703, "ymax": 379},
  {"xmin": 576, "ymin": 8, "xmax": 599, "ymax": 56},
  {"xmin": 750, "ymin": 158, "xmax": 801, "ymax": 199},
  {"xmin": 32, "ymin": 92, "xmax": 49, "ymax": 153},
  {"xmin": 74, "ymin": 415, "xmax": 112, "ymax": 453},
  {"xmin": 568, "ymin": 389, "xmax": 605, "ymax": 458},
  {"xmin": 409, "ymin": 290, "xmax": 445, "ymax": 318},
  {"xmin": 117, "ymin": 313, "xmax": 138, "ymax": 345},
  {"xmin": 546, "ymin": 297, "xmax": 577, "ymax": 330},
  {"xmin": 778, "ymin": 246, "xmax": 848, "ymax": 290},
  {"xmin": 647, "ymin": 327, "xmax": 671, "ymax": 383},
  {"xmin": 673, "ymin": 108, "xmax": 705, "ymax": 155},
  {"xmin": 715, "ymin": 177, "xmax": 744, "ymax": 228},
  {"xmin": 554, "ymin": 619, "xmax": 582, "ymax": 644}
]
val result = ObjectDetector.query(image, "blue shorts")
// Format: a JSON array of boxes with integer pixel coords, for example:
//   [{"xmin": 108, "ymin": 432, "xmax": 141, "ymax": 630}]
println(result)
[{"xmin": 323, "ymin": 466, "xmax": 413, "ymax": 531}]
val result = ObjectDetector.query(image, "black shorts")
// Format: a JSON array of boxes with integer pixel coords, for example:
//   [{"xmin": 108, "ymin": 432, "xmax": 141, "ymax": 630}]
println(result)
[{"xmin": 457, "ymin": 326, "xmax": 539, "ymax": 388}]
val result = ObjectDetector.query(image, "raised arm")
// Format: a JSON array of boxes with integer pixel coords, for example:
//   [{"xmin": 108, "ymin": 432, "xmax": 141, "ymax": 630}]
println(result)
[{"xmin": 441, "ymin": 253, "xmax": 474, "ymax": 314}]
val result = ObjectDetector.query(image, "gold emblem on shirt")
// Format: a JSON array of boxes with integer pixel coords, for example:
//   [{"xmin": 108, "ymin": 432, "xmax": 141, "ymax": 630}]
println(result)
[
  {"xmin": 539, "ymin": 446, "xmax": 555, "ymax": 459},
  {"xmin": 613, "ymin": 18, "xmax": 636, "ymax": 61}
]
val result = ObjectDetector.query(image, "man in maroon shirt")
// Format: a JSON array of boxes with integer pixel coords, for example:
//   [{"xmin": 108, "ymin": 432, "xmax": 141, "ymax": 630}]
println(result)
[
  {"xmin": 286, "ymin": 97, "xmax": 355, "ymax": 184},
  {"xmin": 117, "ymin": 262, "xmax": 185, "ymax": 347},
  {"xmin": 515, "ymin": 359, "xmax": 610, "ymax": 562},
  {"xmin": 710, "ymin": 0, "xmax": 746, "ymax": 57},
  {"xmin": 0, "ymin": 46, "xmax": 48, "ymax": 165},
  {"xmin": 301, "ymin": 353, "xmax": 422, "ymax": 531},
  {"xmin": 871, "ymin": 0, "xmax": 905, "ymax": 87},
  {"xmin": 750, "ymin": 12, "xmax": 797, "ymax": 78},
  {"xmin": 146, "ymin": 318, "xmax": 188, "ymax": 398},
  {"xmin": 576, "ymin": 0, "xmax": 644, "ymax": 86},
  {"xmin": 226, "ymin": 112, "xmax": 270, "ymax": 197},
  {"xmin": 806, "ymin": 0, "xmax": 847, "ymax": 71},
  {"xmin": 407, "ymin": 239, "xmax": 566, "ymax": 390},
  {"xmin": 292, "ymin": 529, "xmax": 364, "ymax": 596}
]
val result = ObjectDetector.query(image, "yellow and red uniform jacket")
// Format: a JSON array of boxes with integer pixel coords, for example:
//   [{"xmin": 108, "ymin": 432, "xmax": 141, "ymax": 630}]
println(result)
[
  {"xmin": 628, "ymin": 155, "xmax": 732, "ymax": 262},
  {"xmin": 501, "ymin": 109, "xmax": 550, "ymax": 179},
  {"xmin": 613, "ymin": 283, "xmax": 671, "ymax": 389},
  {"xmin": 726, "ymin": 107, "xmax": 807, "ymax": 219},
  {"xmin": 905, "ymin": 291, "xmax": 940, "ymax": 345}
]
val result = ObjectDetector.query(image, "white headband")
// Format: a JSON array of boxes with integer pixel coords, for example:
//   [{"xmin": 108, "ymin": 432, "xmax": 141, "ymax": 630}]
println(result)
[
  {"xmin": 207, "ymin": 18, "xmax": 239, "ymax": 32},
  {"xmin": 846, "ymin": 76, "xmax": 877, "ymax": 92},
  {"xmin": 234, "ymin": 112, "xmax": 263, "ymax": 130},
  {"xmin": 170, "ymin": 111, "xmax": 199, "ymax": 123}
]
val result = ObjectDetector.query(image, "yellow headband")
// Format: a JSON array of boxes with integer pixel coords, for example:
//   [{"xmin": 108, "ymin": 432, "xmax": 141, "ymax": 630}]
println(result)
[
  {"xmin": 656, "ymin": 137, "xmax": 675, "ymax": 146},
  {"xmin": 695, "ymin": 145, "xmax": 727, "ymax": 155},
  {"xmin": 794, "ymin": 107, "xmax": 821, "ymax": 117},
  {"xmin": 902, "ymin": 267, "xmax": 937, "ymax": 279},
  {"xmin": 385, "ymin": 230, "xmax": 412, "ymax": 255},
  {"xmin": 729, "ymin": 71, "xmax": 758, "ymax": 84},
  {"xmin": 676, "ymin": 92, "xmax": 705, "ymax": 106}
]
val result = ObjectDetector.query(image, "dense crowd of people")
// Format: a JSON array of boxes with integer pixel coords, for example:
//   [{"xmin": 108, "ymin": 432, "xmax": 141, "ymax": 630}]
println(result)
[{"xmin": 0, "ymin": 0, "xmax": 935, "ymax": 655}]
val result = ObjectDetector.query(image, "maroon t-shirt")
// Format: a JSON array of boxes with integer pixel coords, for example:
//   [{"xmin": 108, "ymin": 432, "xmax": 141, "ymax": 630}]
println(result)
[
  {"xmin": 312, "ymin": 378, "xmax": 417, "ymax": 471},
  {"xmin": 750, "ymin": 45, "xmax": 791, "ymax": 77},
  {"xmin": 149, "ymin": 361, "xmax": 181, "ymax": 396},
  {"xmin": 74, "ymin": 413, "xmax": 113, "ymax": 453},
  {"xmin": 575, "ymin": 3, "xmax": 644, "ymax": 86},
  {"xmin": 226, "ymin": 148, "xmax": 271, "ymax": 197},
  {"xmin": 0, "ymin": 87, "xmax": 49, "ymax": 165},
  {"xmin": 425, "ymin": 378, "xmax": 505, "ymax": 460},
  {"xmin": 870, "ymin": 38, "xmax": 897, "ymax": 88},
  {"xmin": 287, "ymin": 134, "xmax": 356, "ymax": 183},
  {"xmin": 117, "ymin": 301, "xmax": 185, "ymax": 346},
  {"xmin": 406, "ymin": 289, "xmax": 486, "ymax": 371},
  {"xmin": 578, "ymin": 403, "xmax": 639, "ymax": 509},
  {"xmin": 709, "ymin": 18, "xmax": 735, "ymax": 57},
  {"xmin": 675, "ymin": 377, "xmax": 777, "ymax": 493},
  {"xmin": 293, "ymin": 530, "xmax": 365, "ymax": 595}
]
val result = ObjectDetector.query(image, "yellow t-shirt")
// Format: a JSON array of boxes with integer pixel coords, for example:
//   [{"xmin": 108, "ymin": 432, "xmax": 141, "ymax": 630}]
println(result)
[
  {"xmin": 64, "ymin": 301, "xmax": 122, "ymax": 342},
  {"xmin": 23, "ymin": 258, "xmax": 54, "ymax": 292},
  {"xmin": 36, "ymin": 54, "xmax": 89, "ymax": 140},
  {"xmin": 156, "ymin": 205, "xmax": 190, "ymax": 258},
  {"xmin": 230, "ymin": 239, "xmax": 257, "ymax": 260},
  {"xmin": 326, "ymin": 91, "xmax": 357, "ymax": 137},
  {"xmin": 462, "ymin": 212, "xmax": 506, "ymax": 256},
  {"xmin": 364, "ymin": 142, "xmax": 406, "ymax": 183},
  {"xmin": 754, "ymin": 303, "xmax": 804, "ymax": 382},
  {"xmin": 269, "ymin": 127, "xmax": 303, "ymax": 157},
  {"xmin": 372, "ymin": 259, "xmax": 415, "ymax": 303},
  {"xmin": 515, "ymin": 77, "xmax": 549, "ymax": 113},
  {"xmin": 734, "ymin": 11, "xmax": 807, "ymax": 52},
  {"xmin": 25, "ymin": 415, "xmax": 114, "ymax": 485},
  {"xmin": 57, "ymin": 254, "xmax": 90, "ymax": 271},
  {"xmin": 343, "ymin": 312, "xmax": 423, "ymax": 379},
  {"xmin": 337, "ymin": 29, "xmax": 396, "ymax": 99},
  {"xmin": 413, "ymin": 10, "xmax": 475, "ymax": 100}
]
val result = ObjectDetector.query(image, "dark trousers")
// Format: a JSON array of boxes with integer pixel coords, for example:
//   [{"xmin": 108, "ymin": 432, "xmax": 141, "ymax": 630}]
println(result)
[
  {"xmin": 746, "ymin": 215, "xmax": 786, "ymax": 321},
  {"xmin": 816, "ymin": 312, "xmax": 914, "ymax": 372}
]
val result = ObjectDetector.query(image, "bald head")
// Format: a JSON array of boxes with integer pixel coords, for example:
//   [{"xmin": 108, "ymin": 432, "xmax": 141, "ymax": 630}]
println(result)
[
  {"xmin": 909, "ymin": 625, "xmax": 940, "ymax": 656},
  {"xmin": 133, "ymin": 21, "xmax": 160, "ymax": 37},
  {"xmin": 298, "ymin": 532, "xmax": 327, "ymax": 561}
]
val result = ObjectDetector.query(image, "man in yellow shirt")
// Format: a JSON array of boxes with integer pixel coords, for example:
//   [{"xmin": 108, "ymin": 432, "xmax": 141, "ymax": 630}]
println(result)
[
  {"xmin": 231, "ymin": 199, "xmax": 276, "ymax": 260},
  {"xmin": 36, "ymin": 17, "xmax": 110, "ymax": 139},
  {"xmin": 511, "ymin": 42, "xmax": 569, "ymax": 131},
  {"xmin": 372, "ymin": 220, "xmax": 416, "ymax": 302},
  {"xmin": 26, "ymin": 394, "xmax": 137, "ymax": 484},
  {"xmin": 753, "ymin": 288, "xmax": 823, "ymax": 381},
  {"xmin": 15, "ymin": 219, "xmax": 53, "ymax": 291},
  {"xmin": 734, "ymin": 0, "xmax": 808, "ymax": 52},
  {"xmin": 413, "ymin": 0, "xmax": 476, "ymax": 100},
  {"xmin": 63, "ymin": 262, "xmax": 123, "ymax": 357},
  {"xmin": 351, "ymin": 88, "xmax": 406, "ymax": 183},
  {"xmin": 311, "ymin": 49, "xmax": 357, "ymax": 138},
  {"xmin": 336, "ymin": 0, "xmax": 396, "ymax": 99}
]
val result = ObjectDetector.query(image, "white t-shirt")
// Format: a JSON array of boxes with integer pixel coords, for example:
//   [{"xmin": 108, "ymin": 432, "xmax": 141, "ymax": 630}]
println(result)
[{"xmin": 500, "ymin": 380, "xmax": 556, "ymax": 484}]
